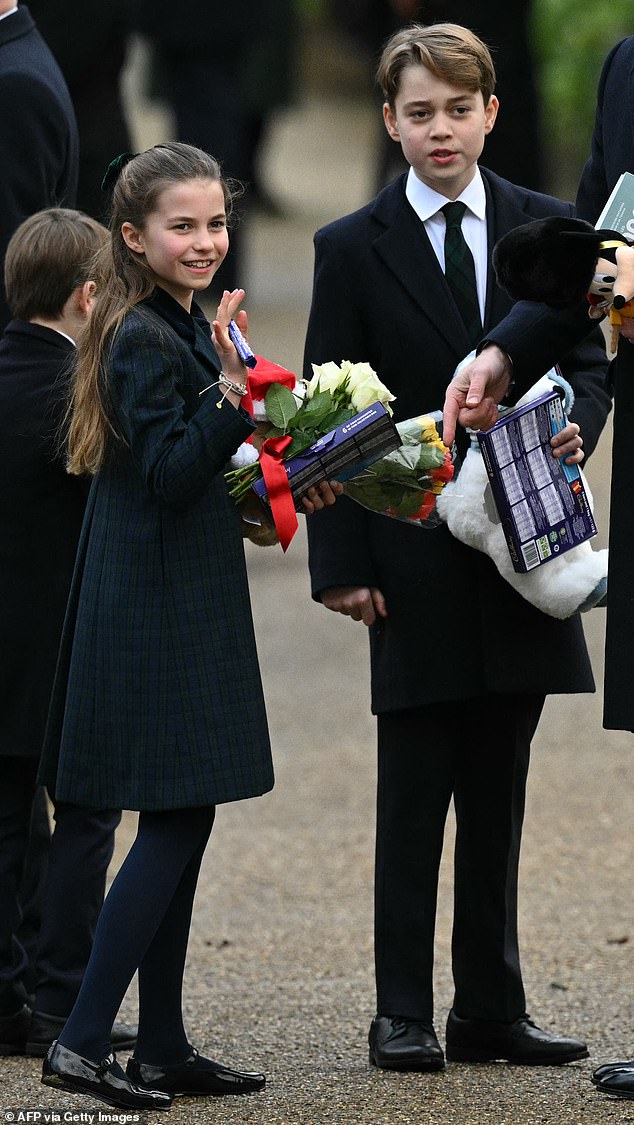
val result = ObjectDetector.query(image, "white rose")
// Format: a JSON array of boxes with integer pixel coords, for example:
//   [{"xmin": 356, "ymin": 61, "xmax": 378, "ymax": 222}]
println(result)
[
  {"xmin": 346, "ymin": 363, "xmax": 396, "ymax": 413},
  {"xmin": 306, "ymin": 361, "xmax": 348, "ymax": 398}
]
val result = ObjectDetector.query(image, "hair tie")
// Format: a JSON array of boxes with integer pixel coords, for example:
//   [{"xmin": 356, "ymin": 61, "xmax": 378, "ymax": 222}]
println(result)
[{"xmin": 100, "ymin": 152, "xmax": 137, "ymax": 193}]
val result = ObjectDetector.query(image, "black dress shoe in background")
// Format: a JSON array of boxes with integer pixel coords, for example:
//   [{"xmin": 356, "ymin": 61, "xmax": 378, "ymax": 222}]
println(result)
[
  {"xmin": 0, "ymin": 1005, "xmax": 31, "ymax": 1056},
  {"xmin": 592, "ymin": 1058, "xmax": 634, "ymax": 1084},
  {"xmin": 42, "ymin": 1041, "xmax": 172, "ymax": 1110},
  {"xmin": 445, "ymin": 1009, "xmax": 588, "ymax": 1065},
  {"xmin": 369, "ymin": 1015, "xmax": 445, "ymax": 1071},
  {"xmin": 126, "ymin": 1045, "xmax": 266, "ymax": 1095},
  {"xmin": 594, "ymin": 1063, "xmax": 634, "ymax": 1099},
  {"xmin": 27, "ymin": 1011, "xmax": 137, "ymax": 1057}
]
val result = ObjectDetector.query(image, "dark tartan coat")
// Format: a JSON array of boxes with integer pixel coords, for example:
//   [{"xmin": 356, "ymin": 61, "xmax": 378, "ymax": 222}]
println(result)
[
  {"xmin": 490, "ymin": 38, "xmax": 634, "ymax": 730},
  {"xmin": 39, "ymin": 288, "xmax": 274, "ymax": 809},
  {"xmin": 305, "ymin": 169, "xmax": 612, "ymax": 714}
]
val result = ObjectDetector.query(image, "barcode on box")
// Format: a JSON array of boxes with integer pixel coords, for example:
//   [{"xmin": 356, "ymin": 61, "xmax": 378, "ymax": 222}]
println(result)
[{"xmin": 521, "ymin": 540, "xmax": 540, "ymax": 570}]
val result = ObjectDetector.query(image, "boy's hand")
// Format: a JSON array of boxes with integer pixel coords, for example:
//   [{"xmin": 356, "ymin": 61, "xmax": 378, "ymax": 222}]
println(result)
[
  {"xmin": 443, "ymin": 345, "xmax": 513, "ymax": 443},
  {"xmin": 551, "ymin": 421, "xmax": 584, "ymax": 465},
  {"xmin": 320, "ymin": 585, "xmax": 388, "ymax": 626}
]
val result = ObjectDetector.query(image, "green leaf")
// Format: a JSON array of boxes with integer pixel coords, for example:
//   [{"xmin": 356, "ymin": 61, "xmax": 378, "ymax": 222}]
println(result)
[
  {"xmin": 265, "ymin": 384, "xmax": 299, "ymax": 431},
  {"xmin": 292, "ymin": 389, "xmax": 335, "ymax": 429}
]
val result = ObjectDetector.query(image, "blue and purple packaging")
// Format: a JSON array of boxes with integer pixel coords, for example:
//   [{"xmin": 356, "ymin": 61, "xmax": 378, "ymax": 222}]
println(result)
[{"xmin": 477, "ymin": 390, "xmax": 597, "ymax": 573}]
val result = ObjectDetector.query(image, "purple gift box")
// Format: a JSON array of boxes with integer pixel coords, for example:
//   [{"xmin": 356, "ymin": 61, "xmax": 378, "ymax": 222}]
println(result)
[
  {"xmin": 252, "ymin": 401, "xmax": 401, "ymax": 512},
  {"xmin": 477, "ymin": 390, "xmax": 597, "ymax": 573}
]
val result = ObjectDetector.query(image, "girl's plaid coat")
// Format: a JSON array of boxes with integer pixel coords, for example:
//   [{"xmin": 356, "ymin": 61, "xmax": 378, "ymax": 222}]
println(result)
[{"xmin": 39, "ymin": 289, "xmax": 274, "ymax": 810}]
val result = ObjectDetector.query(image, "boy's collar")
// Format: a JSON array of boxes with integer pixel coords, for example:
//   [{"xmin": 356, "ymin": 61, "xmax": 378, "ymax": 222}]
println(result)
[{"xmin": 405, "ymin": 166, "xmax": 486, "ymax": 223}]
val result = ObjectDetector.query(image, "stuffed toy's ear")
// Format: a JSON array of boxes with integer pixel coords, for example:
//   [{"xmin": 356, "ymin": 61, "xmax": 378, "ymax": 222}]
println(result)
[{"xmin": 492, "ymin": 216, "xmax": 599, "ymax": 306}]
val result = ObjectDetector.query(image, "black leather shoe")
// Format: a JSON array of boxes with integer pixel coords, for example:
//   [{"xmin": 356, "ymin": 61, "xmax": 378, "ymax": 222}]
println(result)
[
  {"xmin": 368, "ymin": 1015, "xmax": 445, "ymax": 1071},
  {"xmin": 0, "ymin": 1005, "xmax": 31, "ymax": 1056},
  {"xmin": 126, "ymin": 1045, "xmax": 265, "ymax": 1095},
  {"xmin": 42, "ymin": 1041, "xmax": 172, "ymax": 1110},
  {"xmin": 592, "ymin": 1058, "xmax": 634, "ymax": 1084},
  {"xmin": 594, "ymin": 1063, "xmax": 634, "ymax": 1099},
  {"xmin": 27, "ymin": 1011, "xmax": 137, "ymax": 1057},
  {"xmin": 445, "ymin": 1009, "xmax": 588, "ymax": 1065}
]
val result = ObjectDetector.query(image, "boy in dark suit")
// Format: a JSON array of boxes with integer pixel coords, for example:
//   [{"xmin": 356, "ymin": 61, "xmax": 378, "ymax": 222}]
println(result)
[
  {"xmin": 0, "ymin": 208, "xmax": 135, "ymax": 1056},
  {"xmin": 305, "ymin": 22, "xmax": 611, "ymax": 1072}
]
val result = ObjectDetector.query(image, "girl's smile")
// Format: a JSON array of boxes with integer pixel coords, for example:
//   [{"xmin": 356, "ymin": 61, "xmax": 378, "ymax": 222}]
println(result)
[{"xmin": 122, "ymin": 178, "xmax": 229, "ymax": 309}]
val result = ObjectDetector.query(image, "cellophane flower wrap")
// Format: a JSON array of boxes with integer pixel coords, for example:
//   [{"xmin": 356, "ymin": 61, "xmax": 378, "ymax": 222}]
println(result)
[
  {"xmin": 342, "ymin": 412, "xmax": 455, "ymax": 525},
  {"xmin": 226, "ymin": 360, "xmax": 455, "ymax": 545}
]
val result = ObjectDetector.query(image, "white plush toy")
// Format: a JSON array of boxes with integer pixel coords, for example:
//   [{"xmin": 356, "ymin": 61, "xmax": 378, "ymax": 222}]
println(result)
[{"xmin": 435, "ymin": 365, "xmax": 608, "ymax": 619}]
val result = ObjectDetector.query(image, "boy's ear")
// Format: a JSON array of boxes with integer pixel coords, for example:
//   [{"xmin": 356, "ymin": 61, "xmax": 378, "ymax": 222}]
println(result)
[
  {"xmin": 121, "ymin": 221, "xmax": 144, "ymax": 254},
  {"xmin": 383, "ymin": 101, "xmax": 400, "ymax": 142},
  {"xmin": 77, "ymin": 280, "xmax": 97, "ymax": 316},
  {"xmin": 484, "ymin": 95, "xmax": 499, "ymax": 135}
]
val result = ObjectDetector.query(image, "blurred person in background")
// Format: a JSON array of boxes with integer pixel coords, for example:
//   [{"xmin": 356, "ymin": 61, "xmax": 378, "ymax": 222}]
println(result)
[{"xmin": 0, "ymin": 1, "xmax": 78, "ymax": 330}]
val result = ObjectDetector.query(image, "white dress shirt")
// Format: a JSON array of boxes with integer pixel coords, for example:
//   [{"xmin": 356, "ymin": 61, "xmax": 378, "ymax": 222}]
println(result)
[{"xmin": 405, "ymin": 166, "xmax": 488, "ymax": 322}]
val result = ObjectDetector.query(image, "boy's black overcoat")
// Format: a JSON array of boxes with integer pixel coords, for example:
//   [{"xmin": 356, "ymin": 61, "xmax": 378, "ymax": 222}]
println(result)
[
  {"xmin": 39, "ymin": 292, "xmax": 274, "ymax": 810},
  {"xmin": 0, "ymin": 321, "xmax": 86, "ymax": 758},
  {"xmin": 306, "ymin": 168, "xmax": 611, "ymax": 714}
]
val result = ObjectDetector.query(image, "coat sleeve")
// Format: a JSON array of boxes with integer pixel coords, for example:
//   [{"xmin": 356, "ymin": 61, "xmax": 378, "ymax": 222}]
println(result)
[
  {"xmin": 303, "ymin": 228, "xmax": 381, "ymax": 598},
  {"xmin": 575, "ymin": 40, "xmax": 620, "ymax": 224},
  {"xmin": 108, "ymin": 314, "xmax": 254, "ymax": 507}
]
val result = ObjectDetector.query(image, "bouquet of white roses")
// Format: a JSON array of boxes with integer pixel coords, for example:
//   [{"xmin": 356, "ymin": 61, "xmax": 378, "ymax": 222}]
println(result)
[{"xmin": 226, "ymin": 360, "xmax": 455, "ymax": 547}]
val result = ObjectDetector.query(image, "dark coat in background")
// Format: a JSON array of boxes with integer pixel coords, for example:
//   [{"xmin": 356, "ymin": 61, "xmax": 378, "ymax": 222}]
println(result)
[
  {"xmin": 305, "ymin": 169, "xmax": 612, "ymax": 715},
  {"xmin": 0, "ymin": 322, "xmax": 87, "ymax": 758},
  {"xmin": 39, "ymin": 289, "xmax": 274, "ymax": 811},
  {"xmin": 489, "ymin": 37, "xmax": 634, "ymax": 730},
  {"xmin": 26, "ymin": 0, "xmax": 132, "ymax": 222},
  {"xmin": 0, "ymin": 6, "xmax": 78, "ymax": 329}
]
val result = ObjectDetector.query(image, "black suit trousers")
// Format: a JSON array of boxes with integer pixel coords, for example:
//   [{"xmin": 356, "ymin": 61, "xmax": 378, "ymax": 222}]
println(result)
[
  {"xmin": 375, "ymin": 692, "xmax": 544, "ymax": 1024},
  {"xmin": 0, "ymin": 757, "xmax": 120, "ymax": 1016}
]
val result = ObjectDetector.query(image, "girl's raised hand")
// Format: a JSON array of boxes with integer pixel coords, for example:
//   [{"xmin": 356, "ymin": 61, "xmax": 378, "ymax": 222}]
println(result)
[{"xmin": 212, "ymin": 289, "xmax": 248, "ymax": 381}]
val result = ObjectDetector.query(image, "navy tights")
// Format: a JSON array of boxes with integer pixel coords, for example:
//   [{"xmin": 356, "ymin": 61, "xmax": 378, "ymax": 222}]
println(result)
[{"xmin": 59, "ymin": 805, "xmax": 215, "ymax": 1063}]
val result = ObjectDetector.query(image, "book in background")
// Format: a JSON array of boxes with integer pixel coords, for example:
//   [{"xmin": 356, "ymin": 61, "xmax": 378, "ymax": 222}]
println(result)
[{"xmin": 595, "ymin": 171, "xmax": 634, "ymax": 236}]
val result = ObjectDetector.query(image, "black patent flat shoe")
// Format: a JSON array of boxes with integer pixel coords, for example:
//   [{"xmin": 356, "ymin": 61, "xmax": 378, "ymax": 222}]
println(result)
[
  {"xmin": 592, "ymin": 1058, "xmax": 634, "ymax": 1084},
  {"xmin": 126, "ymin": 1045, "xmax": 265, "ymax": 1095},
  {"xmin": 42, "ymin": 1041, "xmax": 172, "ymax": 1110},
  {"xmin": 594, "ymin": 1063, "xmax": 634, "ymax": 1099},
  {"xmin": 368, "ymin": 1015, "xmax": 445, "ymax": 1071}
]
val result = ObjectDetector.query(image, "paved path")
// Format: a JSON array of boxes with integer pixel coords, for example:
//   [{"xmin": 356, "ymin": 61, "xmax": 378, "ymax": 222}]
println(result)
[{"xmin": 1, "ymin": 47, "xmax": 632, "ymax": 1125}]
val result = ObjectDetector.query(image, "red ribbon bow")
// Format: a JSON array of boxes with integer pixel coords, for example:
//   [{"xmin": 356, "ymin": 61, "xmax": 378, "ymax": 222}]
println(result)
[{"xmin": 259, "ymin": 434, "xmax": 297, "ymax": 552}]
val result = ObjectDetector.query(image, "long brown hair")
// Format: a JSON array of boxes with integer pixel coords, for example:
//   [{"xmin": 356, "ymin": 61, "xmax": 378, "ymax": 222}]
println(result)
[{"xmin": 66, "ymin": 142, "xmax": 236, "ymax": 476}]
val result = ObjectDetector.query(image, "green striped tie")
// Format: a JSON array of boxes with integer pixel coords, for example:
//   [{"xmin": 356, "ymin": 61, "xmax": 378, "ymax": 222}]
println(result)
[{"xmin": 442, "ymin": 201, "xmax": 483, "ymax": 347}]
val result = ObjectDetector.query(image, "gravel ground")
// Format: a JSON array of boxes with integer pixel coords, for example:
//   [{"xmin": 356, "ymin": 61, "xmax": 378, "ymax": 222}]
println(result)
[{"xmin": 1, "ymin": 41, "xmax": 632, "ymax": 1125}]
